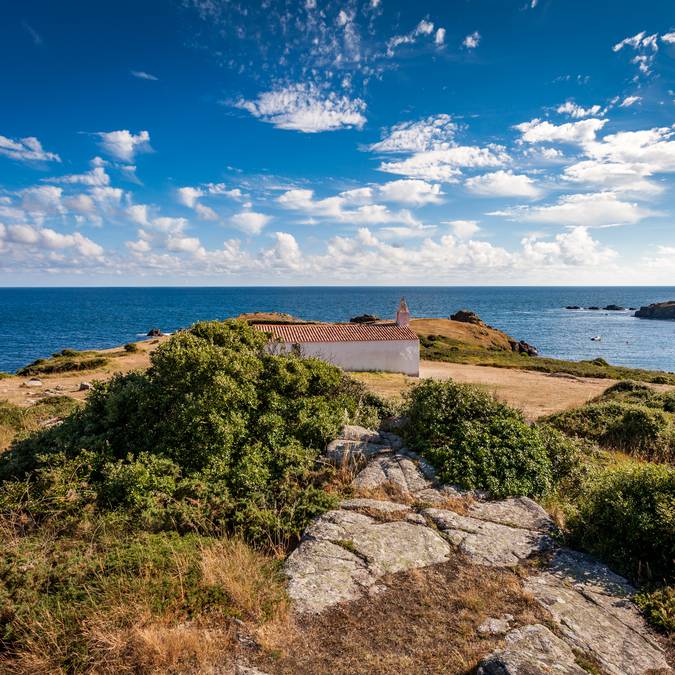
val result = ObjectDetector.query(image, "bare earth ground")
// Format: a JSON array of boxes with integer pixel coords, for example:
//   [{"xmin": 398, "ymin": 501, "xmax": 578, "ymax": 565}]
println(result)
[{"xmin": 353, "ymin": 361, "xmax": 619, "ymax": 420}]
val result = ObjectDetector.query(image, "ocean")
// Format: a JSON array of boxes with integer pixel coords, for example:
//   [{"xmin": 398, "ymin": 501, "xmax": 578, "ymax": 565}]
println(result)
[{"xmin": 1, "ymin": 287, "xmax": 674, "ymax": 374}]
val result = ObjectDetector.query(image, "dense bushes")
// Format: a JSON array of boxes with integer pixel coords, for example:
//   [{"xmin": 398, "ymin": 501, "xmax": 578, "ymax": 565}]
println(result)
[
  {"xmin": 545, "ymin": 381, "xmax": 675, "ymax": 463},
  {"xmin": 565, "ymin": 462, "xmax": 674, "ymax": 585},
  {"xmin": 402, "ymin": 379, "xmax": 582, "ymax": 498},
  {"xmin": 0, "ymin": 320, "xmax": 385, "ymax": 547}
]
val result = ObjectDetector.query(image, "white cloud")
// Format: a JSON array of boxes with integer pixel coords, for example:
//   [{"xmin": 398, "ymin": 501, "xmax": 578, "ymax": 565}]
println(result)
[
  {"xmin": 236, "ymin": 83, "xmax": 366, "ymax": 133},
  {"xmin": 444, "ymin": 219, "xmax": 480, "ymax": 238},
  {"xmin": 262, "ymin": 232, "xmax": 303, "ymax": 271},
  {"xmin": 378, "ymin": 145, "xmax": 509, "ymax": 182},
  {"xmin": 514, "ymin": 118, "xmax": 608, "ymax": 145},
  {"xmin": 96, "ymin": 130, "xmax": 151, "ymax": 162},
  {"xmin": 0, "ymin": 223, "xmax": 103, "ymax": 257},
  {"xmin": 386, "ymin": 19, "xmax": 437, "ymax": 57},
  {"xmin": 377, "ymin": 179, "xmax": 443, "ymax": 205},
  {"xmin": 462, "ymin": 31, "xmax": 480, "ymax": 49},
  {"xmin": 465, "ymin": 170, "xmax": 543, "ymax": 198},
  {"xmin": 176, "ymin": 186, "xmax": 203, "ymax": 208},
  {"xmin": 277, "ymin": 187, "xmax": 421, "ymax": 226},
  {"xmin": 494, "ymin": 191, "xmax": 654, "ymax": 228},
  {"xmin": 47, "ymin": 165, "xmax": 110, "ymax": 187},
  {"xmin": 562, "ymin": 160, "xmax": 663, "ymax": 196},
  {"xmin": 131, "ymin": 70, "xmax": 159, "ymax": 81},
  {"xmin": 0, "ymin": 135, "xmax": 60, "ymax": 163},
  {"xmin": 521, "ymin": 227, "xmax": 617, "ymax": 266},
  {"xmin": 369, "ymin": 114, "xmax": 457, "ymax": 153},
  {"xmin": 167, "ymin": 235, "xmax": 203, "ymax": 254},
  {"xmin": 662, "ymin": 32, "xmax": 675, "ymax": 44},
  {"xmin": 585, "ymin": 126, "xmax": 675, "ymax": 171},
  {"xmin": 230, "ymin": 211, "xmax": 270, "ymax": 235},
  {"xmin": 435, "ymin": 28, "xmax": 446, "ymax": 45},
  {"xmin": 21, "ymin": 186, "xmax": 64, "ymax": 219},
  {"xmin": 206, "ymin": 184, "xmax": 243, "ymax": 198},
  {"xmin": 612, "ymin": 31, "xmax": 658, "ymax": 53},
  {"xmin": 556, "ymin": 101, "xmax": 603, "ymax": 118},
  {"xmin": 195, "ymin": 203, "xmax": 219, "ymax": 221},
  {"xmin": 620, "ymin": 95, "xmax": 642, "ymax": 107}
]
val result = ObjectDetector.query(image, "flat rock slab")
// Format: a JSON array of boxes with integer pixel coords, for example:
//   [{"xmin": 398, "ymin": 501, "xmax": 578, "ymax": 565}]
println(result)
[
  {"xmin": 525, "ymin": 549, "xmax": 670, "ymax": 675},
  {"xmin": 477, "ymin": 624, "xmax": 587, "ymax": 675},
  {"xmin": 351, "ymin": 451, "xmax": 437, "ymax": 495},
  {"xmin": 339, "ymin": 498, "xmax": 411, "ymax": 518},
  {"xmin": 467, "ymin": 496, "xmax": 555, "ymax": 532},
  {"xmin": 285, "ymin": 509, "xmax": 451, "ymax": 614},
  {"xmin": 424, "ymin": 507, "xmax": 554, "ymax": 566}
]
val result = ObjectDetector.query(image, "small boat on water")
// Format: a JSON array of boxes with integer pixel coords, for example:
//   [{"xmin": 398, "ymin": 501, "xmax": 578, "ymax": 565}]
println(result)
[{"xmin": 591, "ymin": 335, "xmax": 602, "ymax": 342}]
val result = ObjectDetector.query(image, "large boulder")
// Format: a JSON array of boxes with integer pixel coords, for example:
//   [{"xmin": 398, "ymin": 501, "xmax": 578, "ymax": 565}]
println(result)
[
  {"xmin": 634, "ymin": 300, "xmax": 675, "ymax": 320},
  {"xmin": 450, "ymin": 309, "xmax": 484, "ymax": 325}
]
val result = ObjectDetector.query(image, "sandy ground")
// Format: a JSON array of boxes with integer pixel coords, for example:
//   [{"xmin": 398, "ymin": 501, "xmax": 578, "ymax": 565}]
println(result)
[{"xmin": 353, "ymin": 360, "xmax": 620, "ymax": 420}]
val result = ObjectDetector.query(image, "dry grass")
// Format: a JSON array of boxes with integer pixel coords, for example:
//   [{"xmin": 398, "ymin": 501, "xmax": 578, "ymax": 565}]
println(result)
[{"xmin": 252, "ymin": 550, "xmax": 548, "ymax": 675}]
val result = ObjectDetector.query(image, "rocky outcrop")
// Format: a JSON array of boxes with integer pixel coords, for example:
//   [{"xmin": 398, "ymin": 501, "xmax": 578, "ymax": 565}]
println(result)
[
  {"xmin": 508, "ymin": 339, "xmax": 539, "ymax": 356},
  {"xmin": 283, "ymin": 425, "xmax": 671, "ymax": 674},
  {"xmin": 450, "ymin": 309, "xmax": 484, "ymax": 325},
  {"xmin": 604, "ymin": 304, "xmax": 626, "ymax": 311},
  {"xmin": 349, "ymin": 314, "xmax": 380, "ymax": 323},
  {"xmin": 146, "ymin": 327, "xmax": 163, "ymax": 336},
  {"xmin": 635, "ymin": 300, "xmax": 675, "ymax": 320}
]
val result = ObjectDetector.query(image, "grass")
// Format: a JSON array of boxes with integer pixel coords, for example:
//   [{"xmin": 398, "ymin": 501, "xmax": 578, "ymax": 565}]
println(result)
[
  {"xmin": 0, "ymin": 396, "xmax": 80, "ymax": 451},
  {"xmin": 16, "ymin": 349, "xmax": 110, "ymax": 377},
  {"xmin": 0, "ymin": 524, "xmax": 288, "ymax": 673},
  {"xmin": 419, "ymin": 334, "xmax": 675, "ymax": 385},
  {"xmin": 251, "ymin": 550, "xmax": 548, "ymax": 675}
]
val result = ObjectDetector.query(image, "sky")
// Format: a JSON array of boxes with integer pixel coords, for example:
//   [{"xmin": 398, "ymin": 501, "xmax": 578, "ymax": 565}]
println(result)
[{"xmin": 1, "ymin": 0, "xmax": 674, "ymax": 286}]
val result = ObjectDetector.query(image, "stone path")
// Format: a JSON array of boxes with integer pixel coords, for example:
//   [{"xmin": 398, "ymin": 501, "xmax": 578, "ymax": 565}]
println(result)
[{"xmin": 283, "ymin": 425, "xmax": 672, "ymax": 674}]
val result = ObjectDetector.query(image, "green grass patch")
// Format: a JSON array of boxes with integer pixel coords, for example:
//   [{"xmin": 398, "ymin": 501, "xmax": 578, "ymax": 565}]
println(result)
[
  {"xmin": 16, "ymin": 349, "xmax": 109, "ymax": 376},
  {"xmin": 419, "ymin": 334, "xmax": 675, "ymax": 385}
]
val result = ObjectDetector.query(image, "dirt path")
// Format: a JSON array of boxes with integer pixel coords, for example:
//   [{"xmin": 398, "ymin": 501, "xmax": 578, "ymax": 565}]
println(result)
[{"xmin": 355, "ymin": 360, "xmax": 621, "ymax": 419}]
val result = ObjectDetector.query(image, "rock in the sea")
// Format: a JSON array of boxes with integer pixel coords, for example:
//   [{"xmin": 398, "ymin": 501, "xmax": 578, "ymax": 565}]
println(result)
[
  {"xmin": 146, "ymin": 327, "xmax": 163, "ymax": 336},
  {"xmin": 349, "ymin": 314, "xmax": 380, "ymax": 323},
  {"xmin": 450, "ymin": 309, "xmax": 484, "ymax": 325},
  {"xmin": 588, "ymin": 306, "xmax": 600, "ymax": 310},
  {"xmin": 566, "ymin": 305, "xmax": 582, "ymax": 310},
  {"xmin": 604, "ymin": 304, "xmax": 626, "ymax": 311},
  {"xmin": 477, "ymin": 624, "xmax": 587, "ymax": 675},
  {"xmin": 509, "ymin": 339, "xmax": 539, "ymax": 356},
  {"xmin": 634, "ymin": 300, "xmax": 675, "ymax": 320}
]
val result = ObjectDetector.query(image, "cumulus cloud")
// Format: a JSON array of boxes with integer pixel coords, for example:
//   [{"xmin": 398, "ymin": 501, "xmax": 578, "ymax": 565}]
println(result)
[
  {"xmin": 46, "ymin": 165, "xmax": 110, "ymax": 187},
  {"xmin": 444, "ymin": 219, "xmax": 480, "ymax": 238},
  {"xmin": 556, "ymin": 101, "xmax": 603, "ymax": 118},
  {"xmin": 378, "ymin": 145, "xmax": 509, "ymax": 182},
  {"xmin": 562, "ymin": 160, "xmax": 663, "ymax": 196},
  {"xmin": 377, "ymin": 179, "xmax": 443, "ymax": 205},
  {"xmin": 0, "ymin": 135, "xmax": 60, "ymax": 163},
  {"xmin": 514, "ymin": 118, "xmax": 608, "ymax": 145},
  {"xmin": 493, "ymin": 191, "xmax": 654, "ymax": 228},
  {"xmin": 96, "ymin": 130, "xmax": 152, "ymax": 162},
  {"xmin": 521, "ymin": 227, "xmax": 617, "ymax": 267},
  {"xmin": 369, "ymin": 114, "xmax": 457, "ymax": 153},
  {"xmin": 236, "ymin": 83, "xmax": 366, "ymax": 133},
  {"xmin": 465, "ymin": 170, "xmax": 543, "ymax": 198},
  {"xmin": 230, "ymin": 211, "xmax": 271, "ymax": 235},
  {"xmin": 435, "ymin": 28, "xmax": 446, "ymax": 45},
  {"xmin": 277, "ymin": 187, "xmax": 422, "ymax": 225},
  {"xmin": 462, "ymin": 31, "xmax": 480, "ymax": 49},
  {"xmin": 0, "ymin": 223, "xmax": 103, "ymax": 257}
]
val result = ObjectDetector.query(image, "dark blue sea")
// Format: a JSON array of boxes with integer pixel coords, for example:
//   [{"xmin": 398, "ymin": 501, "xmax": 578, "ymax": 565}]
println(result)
[{"xmin": 1, "ymin": 287, "xmax": 674, "ymax": 374}]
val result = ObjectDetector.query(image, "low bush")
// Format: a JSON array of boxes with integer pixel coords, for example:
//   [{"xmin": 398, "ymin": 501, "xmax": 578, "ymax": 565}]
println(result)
[
  {"xmin": 565, "ymin": 462, "xmax": 674, "ymax": 585},
  {"xmin": 17, "ymin": 354, "xmax": 109, "ymax": 376},
  {"xmin": 635, "ymin": 586, "xmax": 675, "ymax": 634},
  {"xmin": 544, "ymin": 384, "xmax": 675, "ymax": 463},
  {"xmin": 402, "ymin": 380, "xmax": 582, "ymax": 498},
  {"xmin": 0, "ymin": 320, "xmax": 385, "ymax": 547},
  {"xmin": 124, "ymin": 342, "xmax": 139, "ymax": 352}
]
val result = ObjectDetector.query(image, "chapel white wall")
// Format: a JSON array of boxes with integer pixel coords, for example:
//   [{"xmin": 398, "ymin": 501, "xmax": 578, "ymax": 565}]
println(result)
[{"xmin": 273, "ymin": 339, "xmax": 419, "ymax": 376}]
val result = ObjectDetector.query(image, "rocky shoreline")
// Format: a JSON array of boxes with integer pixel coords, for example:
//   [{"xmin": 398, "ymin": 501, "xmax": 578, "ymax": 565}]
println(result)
[{"xmin": 635, "ymin": 301, "xmax": 675, "ymax": 320}]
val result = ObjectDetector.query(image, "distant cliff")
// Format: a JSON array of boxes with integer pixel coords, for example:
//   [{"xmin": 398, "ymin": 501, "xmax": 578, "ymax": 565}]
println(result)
[{"xmin": 634, "ymin": 301, "xmax": 675, "ymax": 320}]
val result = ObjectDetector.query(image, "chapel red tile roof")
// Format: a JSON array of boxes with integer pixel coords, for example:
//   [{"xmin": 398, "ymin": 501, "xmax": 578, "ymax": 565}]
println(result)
[{"xmin": 254, "ymin": 322, "xmax": 419, "ymax": 343}]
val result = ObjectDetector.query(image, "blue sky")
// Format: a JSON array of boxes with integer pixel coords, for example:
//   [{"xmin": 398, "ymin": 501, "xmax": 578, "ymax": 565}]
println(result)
[{"xmin": 1, "ymin": 0, "xmax": 674, "ymax": 285}]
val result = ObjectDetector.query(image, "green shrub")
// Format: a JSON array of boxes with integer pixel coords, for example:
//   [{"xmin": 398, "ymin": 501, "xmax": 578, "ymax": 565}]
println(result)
[
  {"xmin": 0, "ymin": 320, "xmax": 385, "ymax": 547},
  {"xmin": 566, "ymin": 463, "xmax": 674, "ymax": 585},
  {"xmin": 17, "ymin": 356, "xmax": 109, "ymax": 376},
  {"xmin": 635, "ymin": 586, "xmax": 675, "ymax": 634},
  {"xmin": 123, "ymin": 342, "xmax": 138, "ymax": 352},
  {"xmin": 403, "ymin": 380, "xmax": 559, "ymax": 498}
]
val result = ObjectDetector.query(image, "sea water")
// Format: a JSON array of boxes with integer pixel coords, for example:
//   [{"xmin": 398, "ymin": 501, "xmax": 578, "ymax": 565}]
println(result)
[{"xmin": 1, "ymin": 286, "xmax": 674, "ymax": 373}]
